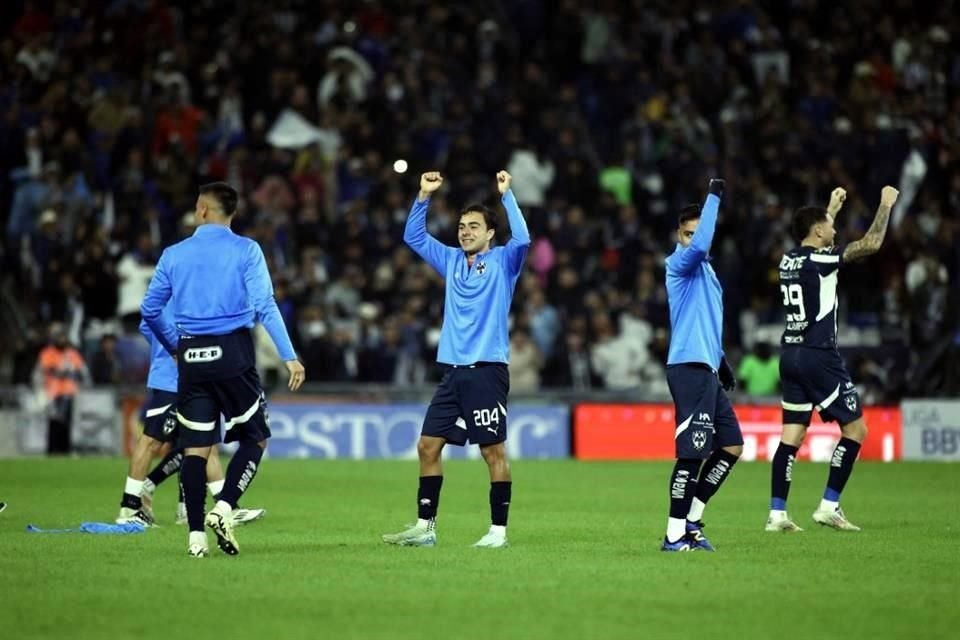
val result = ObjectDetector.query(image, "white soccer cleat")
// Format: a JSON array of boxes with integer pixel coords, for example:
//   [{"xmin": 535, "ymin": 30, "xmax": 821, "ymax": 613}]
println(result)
[
  {"xmin": 175, "ymin": 502, "xmax": 187, "ymax": 525},
  {"xmin": 382, "ymin": 523, "xmax": 436, "ymax": 547},
  {"xmin": 187, "ymin": 531, "xmax": 208, "ymax": 558},
  {"xmin": 140, "ymin": 489, "xmax": 155, "ymax": 522},
  {"xmin": 116, "ymin": 507, "xmax": 154, "ymax": 527},
  {"xmin": 812, "ymin": 506, "xmax": 861, "ymax": 531},
  {"xmin": 231, "ymin": 508, "xmax": 266, "ymax": 526},
  {"xmin": 472, "ymin": 528, "xmax": 509, "ymax": 548},
  {"xmin": 765, "ymin": 513, "xmax": 804, "ymax": 532},
  {"xmin": 205, "ymin": 510, "xmax": 240, "ymax": 555}
]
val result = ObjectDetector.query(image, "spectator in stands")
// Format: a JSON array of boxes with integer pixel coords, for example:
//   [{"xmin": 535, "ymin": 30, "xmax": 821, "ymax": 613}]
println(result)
[
  {"xmin": 737, "ymin": 341, "xmax": 781, "ymax": 397},
  {"xmin": 34, "ymin": 323, "xmax": 90, "ymax": 454},
  {"xmin": 509, "ymin": 328, "xmax": 543, "ymax": 392},
  {"xmin": 90, "ymin": 333, "xmax": 121, "ymax": 385}
]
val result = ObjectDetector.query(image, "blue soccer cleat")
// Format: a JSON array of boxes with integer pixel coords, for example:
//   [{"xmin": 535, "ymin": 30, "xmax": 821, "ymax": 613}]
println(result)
[
  {"xmin": 660, "ymin": 536, "xmax": 693, "ymax": 552},
  {"xmin": 685, "ymin": 520, "xmax": 715, "ymax": 551}
]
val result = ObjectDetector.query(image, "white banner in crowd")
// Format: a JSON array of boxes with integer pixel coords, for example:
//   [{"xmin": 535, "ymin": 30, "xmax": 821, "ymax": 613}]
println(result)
[{"xmin": 902, "ymin": 400, "xmax": 960, "ymax": 461}]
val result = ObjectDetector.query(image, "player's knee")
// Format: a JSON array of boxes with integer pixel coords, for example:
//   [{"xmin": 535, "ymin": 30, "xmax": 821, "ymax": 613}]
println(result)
[
  {"xmin": 843, "ymin": 420, "xmax": 867, "ymax": 442},
  {"xmin": 480, "ymin": 443, "xmax": 508, "ymax": 465},
  {"xmin": 417, "ymin": 438, "xmax": 442, "ymax": 462},
  {"xmin": 723, "ymin": 444, "xmax": 743, "ymax": 458}
]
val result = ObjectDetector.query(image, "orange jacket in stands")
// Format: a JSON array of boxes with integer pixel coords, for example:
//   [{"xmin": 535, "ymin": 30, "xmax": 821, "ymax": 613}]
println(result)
[{"xmin": 38, "ymin": 346, "xmax": 88, "ymax": 399}]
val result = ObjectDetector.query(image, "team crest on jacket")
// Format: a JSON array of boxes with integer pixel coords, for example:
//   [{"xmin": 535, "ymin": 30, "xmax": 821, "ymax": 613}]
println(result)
[{"xmin": 476, "ymin": 261, "xmax": 486, "ymax": 275}]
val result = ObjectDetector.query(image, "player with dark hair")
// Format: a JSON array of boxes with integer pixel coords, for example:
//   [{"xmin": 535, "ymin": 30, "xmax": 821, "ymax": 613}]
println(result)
[
  {"xmin": 382, "ymin": 170, "xmax": 530, "ymax": 548},
  {"xmin": 115, "ymin": 304, "xmax": 264, "ymax": 528},
  {"xmin": 141, "ymin": 181, "xmax": 304, "ymax": 557},
  {"xmin": 661, "ymin": 178, "xmax": 743, "ymax": 552},
  {"xmin": 767, "ymin": 185, "xmax": 899, "ymax": 532}
]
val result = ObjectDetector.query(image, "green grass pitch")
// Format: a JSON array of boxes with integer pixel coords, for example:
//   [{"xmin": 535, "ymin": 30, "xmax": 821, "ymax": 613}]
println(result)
[{"xmin": 0, "ymin": 458, "xmax": 957, "ymax": 640}]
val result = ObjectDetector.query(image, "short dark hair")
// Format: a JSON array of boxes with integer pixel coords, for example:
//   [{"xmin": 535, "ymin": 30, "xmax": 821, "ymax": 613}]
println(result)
[
  {"xmin": 459, "ymin": 203, "xmax": 497, "ymax": 233},
  {"xmin": 678, "ymin": 203, "xmax": 701, "ymax": 227},
  {"xmin": 199, "ymin": 182, "xmax": 239, "ymax": 216},
  {"xmin": 792, "ymin": 206, "xmax": 827, "ymax": 243}
]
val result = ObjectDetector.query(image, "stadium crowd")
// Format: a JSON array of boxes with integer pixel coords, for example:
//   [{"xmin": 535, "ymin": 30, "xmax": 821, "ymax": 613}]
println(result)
[{"xmin": 1, "ymin": 0, "xmax": 958, "ymax": 400}]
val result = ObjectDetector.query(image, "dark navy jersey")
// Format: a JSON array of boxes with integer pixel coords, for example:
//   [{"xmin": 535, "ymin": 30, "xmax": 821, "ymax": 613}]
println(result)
[{"xmin": 778, "ymin": 245, "xmax": 844, "ymax": 349}]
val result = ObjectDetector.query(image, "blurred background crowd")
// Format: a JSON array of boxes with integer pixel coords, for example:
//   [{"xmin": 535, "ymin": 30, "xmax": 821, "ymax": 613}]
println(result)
[{"xmin": 1, "ymin": 0, "xmax": 959, "ymax": 402}]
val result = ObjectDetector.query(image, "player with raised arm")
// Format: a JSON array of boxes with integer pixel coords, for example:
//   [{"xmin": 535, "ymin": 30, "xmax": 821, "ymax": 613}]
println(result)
[
  {"xmin": 767, "ymin": 185, "xmax": 899, "ymax": 532},
  {"xmin": 660, "ymin": 178, "xmax": 744, "ymax": 552},
  {"xmin": 382, "ymin": 170, "xmax": 530, "ymax": 548}
]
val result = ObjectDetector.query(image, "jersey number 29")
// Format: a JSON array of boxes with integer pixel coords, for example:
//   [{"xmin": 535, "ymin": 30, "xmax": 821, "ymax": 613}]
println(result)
[{"xmin": 781, "ymin": 283, "xmax": 807, "ymax": 322}]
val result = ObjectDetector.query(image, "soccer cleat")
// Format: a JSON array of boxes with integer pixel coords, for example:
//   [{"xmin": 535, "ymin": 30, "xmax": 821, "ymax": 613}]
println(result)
[
  {"xmin": 231, "ymin": 508, "xmax": 266, "ymax": 526},
  {"xmin": 381, "ymin": 523, "xmax": 437, "ymax": 547},
  {"xmin": 140, "ymin": 490, "xmax": 155, "ymax": 523},
  {"xmin": 660, "ymin": 536, "xmax": 693, "ymax": 552},
  {"xmin": 187, "ymin": 531, "xmax": 208, "ymax": 558},
  {"xmin": 766, "ymin": 513, "xmax": 804, "ymax": 532},
  {"xmin": 175, "ymin": 502, "xmax": 187, "ymax": 525},
  {"xmin": 685, "ymin": 521, "xmax": 715, "ymax": 551},
  {"xmin": 205, "ymin": 510, "xmax": 240, "ymax": 555},
  {"xmin": 472, "ymin": 528, "xmax": 508, "ymax": 548},
  {"xmin": 812, "ymin": 507, "xmax": 861, "ymax": 531},
  {"xmin": 116, "ymin": 507, "xmax": 154, "ymax": 527}
]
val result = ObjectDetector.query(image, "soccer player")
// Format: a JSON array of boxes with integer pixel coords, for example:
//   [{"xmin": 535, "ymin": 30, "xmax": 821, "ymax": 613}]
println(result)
[
  {"xmin": 766, "ymin": 185, "xmax": 899, "ymax": 532},
  {"xmin": 382, "ymin": 170, "xmax": 530, "ymax": 548},
  {"xmin": 661, "ymin": 178, "xmax": 743, "ymax": 552},
  {"xmin": 116, "ymin": 306, "xmax": 265, "ymax": 527},
  {"xmin": 141, "ymin": 182, "xmax": 304, "ymax": 557}
]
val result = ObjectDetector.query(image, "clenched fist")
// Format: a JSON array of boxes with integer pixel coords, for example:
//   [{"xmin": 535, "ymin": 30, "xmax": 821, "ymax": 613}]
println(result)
[
  {"xmin": 496, "ymin": 170, "xmax": 512, "ymax": 195},
  {"xmin": 880, "ymin": 185, "xmax": 899, "ymax": 208},
  {"xmin": 419, "ymin": 172, "xmax": 443, "ymax": 200},
  {"xmin": 827, "ymin": 187, "xmax": 847, "ymax": 216}
]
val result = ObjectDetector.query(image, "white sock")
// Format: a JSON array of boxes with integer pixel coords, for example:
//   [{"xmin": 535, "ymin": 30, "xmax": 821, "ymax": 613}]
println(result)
[
  {"xmin": 666, "ymin": 517, "xmax": 686, "ymax": 543},
  {"xmin": 687, "ymin": 498, "xmax": 706, "ymax": 523},
  {"xmin": 489, "ymin": 524, "xmax": 506, "ymax": 536},
  {"xmin": 769, "ymin": 509, "xmax": 788, "ymax": 520},
  {"xmin": 142, "ymin": 479, "xmax": 156, "ymax": 495},
  {"xmin": 124, "ymin": 477, "xmax": 144, "ymax": 497},
  {"xmin": 819, "ymin": 499, "xmax": 839, "ymax": 513},
  {"xmin": 207, "ymin": 480, "xmax": 225, "ymax": 497},
  {"xmin": 189, "ymin": 531, "xmax": 207, "ymax": 547},
  {"xmin": 416, "ymin": 518, "xmax": 435, "ymax": 531},
  {"xmin": 214, "ymin": 499, "xmax": 233, "ymax": 518}
]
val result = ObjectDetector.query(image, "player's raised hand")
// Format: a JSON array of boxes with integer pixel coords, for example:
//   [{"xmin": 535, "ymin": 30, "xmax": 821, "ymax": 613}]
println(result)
[
  {"xmin": 496, "ymin": 170, "xmax": 512, "ymax": 195},
  {"xmin": 827, "ymin": 187, "xmax": 847, "ymax": 216},
  {"xmin": 419, "ymin": 172, "xmax": 443, "ymax": 200},
  {"xmin": 708, "ymin": 178, "xmax": 725, "ymax": 197},
  {"xmin": 880, "ymin": 185, "xmax": 899, "ymax": 208},
  {"xmin": 285, "ymin": 359, "xmax": 306, "ymax": 392}
]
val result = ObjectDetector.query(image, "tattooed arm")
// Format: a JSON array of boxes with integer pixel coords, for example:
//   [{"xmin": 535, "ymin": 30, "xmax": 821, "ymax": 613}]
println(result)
[{"xmin": 842, "ymin": 186, "xmax": 900, "ymax": 262}]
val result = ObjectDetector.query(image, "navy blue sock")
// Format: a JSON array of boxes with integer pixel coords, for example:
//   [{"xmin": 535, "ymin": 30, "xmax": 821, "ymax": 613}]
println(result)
[
  {"xmin": 219, "ymin": 442, "xmax": 264, "ymax": 508},
  {"xmin": 490, "ymin": 481, "xmax": 512, "ymax": 526},
  {"xmin": 669, "ymin": 459, "xmax": 701, "ymax": 520},
  {"xmin": 825, "ymin": 438, "xmax": 861, "ymax": 501},
  {"xmin": 417, "ymin": 475, "xmax": 443, "ymax": 520},
  {"xmin": 147, "ymin": 449, "xmax": 183, "ymax": 487},
  {"xmin": 180, "ymin": 455, "xmax": 207, "ymax": 532},
  {"xmin": 771, "ymin": 443, "xmax": 799, "ymax": 510},
  {"xmin": 694, "ymin": 449, "xmax": 739, "ymax": 507}
]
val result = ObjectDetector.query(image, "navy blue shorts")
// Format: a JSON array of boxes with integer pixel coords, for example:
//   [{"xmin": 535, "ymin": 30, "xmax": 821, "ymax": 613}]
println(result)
[
  {"xmin": 666, "ymin": 364, "xmax": 743, "ymax": 459},
  {"xmin": 176, "ymin": 330, "xmax": 271, "ymax": 449},
  {"xmin": 422, "ymin": 363, "xmax": 509, "ymax": 446},
  {"xmin": 780, "ymin": 346, "xmax": 863, "ymax": 426},
  {"xmin": 141, "ymin": 389, "xmax": 179, "ymax": 443}
]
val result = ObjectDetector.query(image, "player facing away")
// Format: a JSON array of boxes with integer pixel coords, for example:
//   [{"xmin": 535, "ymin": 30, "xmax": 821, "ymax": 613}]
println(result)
[
  {"xmin": 141, "ymin": 182, "xmax": 305, "ymax": 557},
  {"xmin": 661, "ymin": 178, "xmax": 743, "ymax": 552},
  {"xmin": 382, "ymin": 170, "xmax": 530, "ymax": 548},
  {"xmin": 116, "ymin": 306, "xmax": 264, "ymax": 527},
  {"xmin": 766, "ymin": 185, "xmax": 899, "ymax": 532}
]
